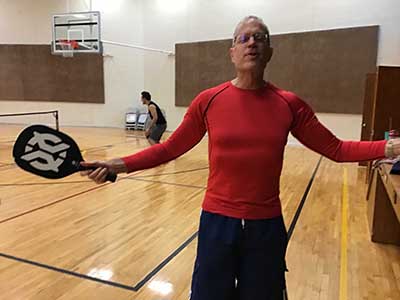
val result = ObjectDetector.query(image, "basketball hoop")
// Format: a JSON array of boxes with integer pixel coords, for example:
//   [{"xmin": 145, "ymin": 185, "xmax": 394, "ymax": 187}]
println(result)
[
  {"xmin": 52, "ymin": 12, "xmax": 101, "ymax": 55},
  {"xmin": 59, "ymin": 40, "xmax": 78, "ymax": 58}
]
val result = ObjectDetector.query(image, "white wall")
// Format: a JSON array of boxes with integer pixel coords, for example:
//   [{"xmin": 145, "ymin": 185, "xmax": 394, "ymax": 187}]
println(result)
[
  {"xmin": 0, "ymin": 0, "xmax": 144, "ymax": 128},
  {"xmin": 1, "ymin": 0, "xmax": 399, "ymax": 144}
]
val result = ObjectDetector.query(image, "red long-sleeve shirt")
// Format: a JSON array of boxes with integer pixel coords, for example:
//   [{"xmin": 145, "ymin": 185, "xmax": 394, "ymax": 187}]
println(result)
[{"xmin": 122, "ymin": 81, "xmax": 386, "ymax": 219}]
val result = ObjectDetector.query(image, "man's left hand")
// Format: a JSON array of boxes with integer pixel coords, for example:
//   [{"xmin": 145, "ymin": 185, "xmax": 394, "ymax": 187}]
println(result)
[{"xmin": 385, "ymin": 138, "xmax": 400, "ymax": 157}]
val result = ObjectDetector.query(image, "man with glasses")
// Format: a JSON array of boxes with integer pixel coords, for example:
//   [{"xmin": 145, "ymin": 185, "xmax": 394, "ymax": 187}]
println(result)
[{"xmin": 81, "ymin": 16, "xmax": 397, "ymax": 300}]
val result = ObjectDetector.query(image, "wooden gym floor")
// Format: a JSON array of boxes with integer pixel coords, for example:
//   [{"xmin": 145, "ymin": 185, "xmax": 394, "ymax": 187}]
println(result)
[{"xmin": 0, "ymin": 124, "xmax": 399, "ymax": 300}]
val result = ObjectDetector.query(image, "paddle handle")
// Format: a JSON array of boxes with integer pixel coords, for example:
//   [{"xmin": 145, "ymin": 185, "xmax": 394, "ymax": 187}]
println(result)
[
  {"xmin": 79, "ymin": 165, "xmax": 117, "ymax": 183},
  {"xmin": 105, "ymin": 172, "xmax": 117, "ymax": 183}
]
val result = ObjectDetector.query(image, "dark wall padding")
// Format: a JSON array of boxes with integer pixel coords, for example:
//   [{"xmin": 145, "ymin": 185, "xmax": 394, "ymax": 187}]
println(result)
[
  {"xmin": 373, "ymin": 66, "xmax": 400, "ymax": 140},
  {"xmin": 175, "ymin": 26, "xmax": 378, "ymax": 114},
  {"xmin": 0, "ymin": 44, "xmax": 104, "ymax": 103}
]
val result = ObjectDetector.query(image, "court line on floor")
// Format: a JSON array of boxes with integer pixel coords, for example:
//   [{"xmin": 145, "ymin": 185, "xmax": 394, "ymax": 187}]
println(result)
[
  {"xmin": 287, "ymin": 156, "xmax": 322, "ymax": 240},
  {"xmin": 126, "ymin": 177, "xmax": 206, "ymax": 189},
  {"xmin": 81, "ymin": 139, "xmax": 141, "ymax": 152},
  {"xmin": 0, "ymin": 184, "xmax": 112, "ymax": 224},
  {"xmin": 339, "ymin": 167, "xmax": 349, "ymax": 300},
  {"xmin": 81, "ymin": 144, "xmax": 113, "ymax": 153},
  {"xmin": 0, "ymin": 162, "xmax": 14, "ymax": 168},
  {"xmin": 0, "ymin": 166, "xmax": 208, "ymax": 187},
  {"xmin": 131, "ymin": 166, "xmax": 208, "ymax": 178},
  {"xmin": 0, "ymin": 166, "xmax": 205, "ymax": 222},
  {"xmin": 81, "ymin": 135, "xmax": 150, "ymax": 153},
  {"xmin": 0, "ymin": 160, "xmax": 320, "ymax": 293},
  {"xmin": 0, "ymin": 180, "xmax": 91, "ymax": 187},
  {"xmin": 125, "ymin": 135, "xmax": 149, "ymax": 140},
  {"xmin": 133, "ymin": 231, "xmax": 199, "ymax": 290},
  {"xmin": 284, "ymin": 156, "xmax": 322, "ymax": 300},
  {"xmin": 0, "ymin": 230, "xmax": 199, "ymax": 292},
  {"xmin": 0, "ymin": 253, "xmax": 138, "ymax": 291},
  {"xmin": 0, "ymin": 140, "xmax": 15, "ymax": 144},
  {"xmin": 0, "ymin": 169, "xmax": 150, "ymax": 223}
]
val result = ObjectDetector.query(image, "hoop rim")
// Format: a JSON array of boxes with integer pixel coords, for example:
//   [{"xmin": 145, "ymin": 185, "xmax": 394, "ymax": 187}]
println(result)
[
  {"xmin": 59, "ymin": 40, "xmax": 79, "ymax": 49},
  {"xmin": 59, "ymin": 40, "xmax": 75, "ymax": 57}
]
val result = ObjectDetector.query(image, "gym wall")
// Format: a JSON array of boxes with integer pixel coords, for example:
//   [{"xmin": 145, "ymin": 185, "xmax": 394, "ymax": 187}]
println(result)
[
  {"xmin": 0, "ymin": 44, "xmax": 104, "ymax": 103},
  {"xmin": 175, "ymin": 26, "xmax": 378, "ymax": 114}
]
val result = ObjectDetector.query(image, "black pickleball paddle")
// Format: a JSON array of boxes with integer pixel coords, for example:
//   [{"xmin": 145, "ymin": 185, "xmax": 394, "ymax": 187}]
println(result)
[{"xmin": 13, "ymin": 125, "xmax": 117, "ymax": 182}]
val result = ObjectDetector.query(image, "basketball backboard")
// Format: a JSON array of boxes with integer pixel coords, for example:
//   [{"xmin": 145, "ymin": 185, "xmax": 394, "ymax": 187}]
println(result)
[{"xmin": 52, "ymin": 11, "xmax": 102, "ymax": 56}]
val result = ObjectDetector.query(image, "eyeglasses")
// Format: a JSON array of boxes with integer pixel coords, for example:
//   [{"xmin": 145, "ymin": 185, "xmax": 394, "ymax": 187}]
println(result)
[{"xmin": 234, "ymin": 32, "xmax": 268, "ymax": 44}]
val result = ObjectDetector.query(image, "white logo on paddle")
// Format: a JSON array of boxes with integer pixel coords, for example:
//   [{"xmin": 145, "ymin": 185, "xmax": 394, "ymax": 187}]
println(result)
[{"xmin": 20, "ymin": 131, "xmax": 70, "ymax": 172}]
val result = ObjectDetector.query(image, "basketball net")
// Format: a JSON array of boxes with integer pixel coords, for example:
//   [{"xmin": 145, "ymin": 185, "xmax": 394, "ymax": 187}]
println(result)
[{"xmin": 59, "ymin": 40, "xmax": 78, "ymax": 58}]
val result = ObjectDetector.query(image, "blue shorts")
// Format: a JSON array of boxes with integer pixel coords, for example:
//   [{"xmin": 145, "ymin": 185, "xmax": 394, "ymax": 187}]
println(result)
[{"xmin": 190, "ymin": 210, "xmax": 288, "ymax": 300}]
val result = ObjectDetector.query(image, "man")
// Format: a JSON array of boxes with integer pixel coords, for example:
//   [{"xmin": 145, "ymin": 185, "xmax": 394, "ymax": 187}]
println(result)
[
  {"xmin": 81, "ymin": 16, "xmax": 400, "ymax": 300},
  {"xmin": 141, "ymin": 91, "xmax": 167, "ymax": 145}
]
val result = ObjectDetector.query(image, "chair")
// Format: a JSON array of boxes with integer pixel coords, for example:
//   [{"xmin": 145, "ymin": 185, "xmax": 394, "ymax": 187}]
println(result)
[
  {"xmin": 136, "ymin": 113, "xmax": 149, "ymax": 130},
  {"xmin": 125, "ymin": 112, "xmax": 138, "ymax": 130}
]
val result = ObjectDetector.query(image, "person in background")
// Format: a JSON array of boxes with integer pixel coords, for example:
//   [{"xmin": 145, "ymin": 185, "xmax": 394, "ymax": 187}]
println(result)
[{"xmin": 141, "ymin": 91, "xmax": 167, "ymax": 145}]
